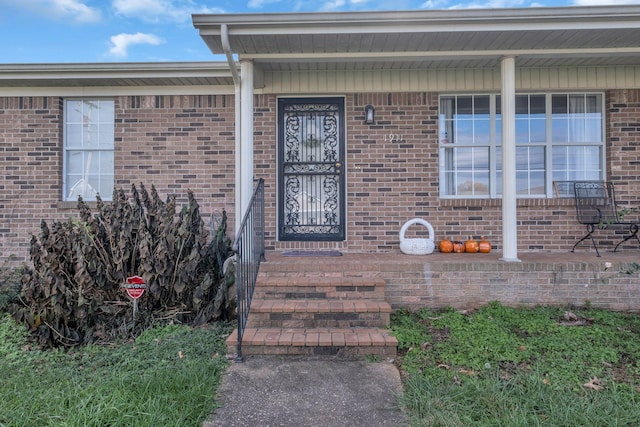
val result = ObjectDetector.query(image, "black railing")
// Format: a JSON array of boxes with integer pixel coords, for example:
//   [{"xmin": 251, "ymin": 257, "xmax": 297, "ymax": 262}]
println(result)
[{"xmin": 232, "ymin": 178, "xmax": 265, "ymax": 362}]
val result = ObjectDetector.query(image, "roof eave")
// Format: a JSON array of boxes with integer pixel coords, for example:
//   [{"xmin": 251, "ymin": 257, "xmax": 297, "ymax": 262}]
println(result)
[{"xmin": 0, "ymin": 61, "xmax": 235, "ymax": 87}]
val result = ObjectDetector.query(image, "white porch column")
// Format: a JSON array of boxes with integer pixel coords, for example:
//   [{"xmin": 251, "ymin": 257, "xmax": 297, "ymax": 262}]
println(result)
[
  {"xmin": 239, "ymin": 59, "xmax": 254, "ymax": 226},
  {"xmin": 500, "ymin": 55, "xmax": 520, "ymax": 262}
]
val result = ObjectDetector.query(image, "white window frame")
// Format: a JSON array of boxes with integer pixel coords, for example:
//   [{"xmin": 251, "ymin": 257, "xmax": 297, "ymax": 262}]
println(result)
[
  {"xmin": 439, "ymin": 92, "xmax": 605, "ymax": 199},
  {"xmin": 63, "ymin": 99, "xmax": 115, "ymax": 202}
]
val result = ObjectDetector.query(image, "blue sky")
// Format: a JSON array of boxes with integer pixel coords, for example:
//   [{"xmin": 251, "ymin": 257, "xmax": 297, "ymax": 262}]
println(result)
[{"xmin": 0, "ymin": 0, "xmax": 638, "ymax": 63}]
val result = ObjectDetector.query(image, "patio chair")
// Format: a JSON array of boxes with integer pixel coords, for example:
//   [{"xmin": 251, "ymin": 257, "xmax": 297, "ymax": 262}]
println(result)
[{"xmin": 572, "ymin": 181, "xmax": 640, "ymax": 257}]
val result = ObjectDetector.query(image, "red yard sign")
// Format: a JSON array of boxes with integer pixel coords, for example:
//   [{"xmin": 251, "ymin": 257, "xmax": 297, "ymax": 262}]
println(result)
[{"xmin": 122, "ymin": 275, "xmax": 146, "ymax": 300}]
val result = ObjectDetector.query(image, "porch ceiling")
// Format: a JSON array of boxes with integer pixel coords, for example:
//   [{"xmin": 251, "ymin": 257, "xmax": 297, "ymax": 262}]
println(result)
[{"xmin": 193, "ymin": 6, "xmax": 640, "ymax": 71}]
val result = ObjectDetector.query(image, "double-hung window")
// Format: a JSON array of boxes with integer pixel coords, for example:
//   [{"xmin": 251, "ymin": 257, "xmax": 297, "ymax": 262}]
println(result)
[
  {"xmin": 439, "ymin": 93, "xmax": 604, "ymax": 198},
  {"xmin": 63, "ymin": 99, "xmax": 114, "ymax": 201}
]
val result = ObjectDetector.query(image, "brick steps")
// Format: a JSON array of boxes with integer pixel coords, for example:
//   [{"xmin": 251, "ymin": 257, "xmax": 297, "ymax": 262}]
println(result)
[
  {"xmin": 246, "ymin": 299, "xmax": 392, "ymax": 328},
  {"xmin": 226, "ymin": 327, "xmax": 397, "ymax": 357},
  {"xmin": 226, "ymin": 253, "xmax": 398, "ymax": 359},
  {"xmin": 252, "ymin": 276, "xmax": 386, "ymax": 300}
]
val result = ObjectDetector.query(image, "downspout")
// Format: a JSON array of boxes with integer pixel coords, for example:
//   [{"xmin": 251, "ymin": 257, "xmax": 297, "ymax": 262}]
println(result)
[{"xmin": 221, "ymin": 23, "xmax": 243, "ymax": 234}]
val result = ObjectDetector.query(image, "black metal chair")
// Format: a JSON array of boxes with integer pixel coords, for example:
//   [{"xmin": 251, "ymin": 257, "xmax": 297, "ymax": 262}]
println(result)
[{"xmin": 572, "ymin": 181, "xmax": 639, "ymax": 257}]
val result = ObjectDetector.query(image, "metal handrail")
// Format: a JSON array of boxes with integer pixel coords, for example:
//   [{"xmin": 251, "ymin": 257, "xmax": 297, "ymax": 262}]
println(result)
[{"xmin": 232, "ymin": 178, "xmax": 265, "ymax": 362}]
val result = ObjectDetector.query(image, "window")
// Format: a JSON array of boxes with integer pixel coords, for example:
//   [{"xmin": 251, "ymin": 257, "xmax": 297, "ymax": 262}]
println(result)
[
  {"xmin": 439, "ymin": 93, "xmax": 604, "ymax": 198},
  {"xmin": 63, "ymin": 99, "xmax": 114, "ymax": 201}
]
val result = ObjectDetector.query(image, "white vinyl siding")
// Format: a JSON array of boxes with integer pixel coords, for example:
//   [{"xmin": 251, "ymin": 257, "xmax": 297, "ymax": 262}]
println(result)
[{"xmin": 263, "ymin": 66, "xmax": 640, "ymax": 94}]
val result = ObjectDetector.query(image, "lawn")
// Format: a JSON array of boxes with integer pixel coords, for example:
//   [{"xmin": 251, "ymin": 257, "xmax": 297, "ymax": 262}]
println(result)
[
  {"xmin": 390, "ymin": 301, "xmax": 640, "ymax": 427},
  {"xmin": 3, "ymin": 289, "xmax": 640, "ymax": 427},
  {"xmin": 0, "ymin": 314, "xmax": 231, "ymax": 427}
]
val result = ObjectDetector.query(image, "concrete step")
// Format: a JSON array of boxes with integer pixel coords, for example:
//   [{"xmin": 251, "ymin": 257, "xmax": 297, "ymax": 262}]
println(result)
[
  {"xmin": 226, "ymin": 327, "xmax": 398, "ymax": 358},
  {"xmin": 246, "ymin": 299, "xmax": 392, "ymax": 328}
]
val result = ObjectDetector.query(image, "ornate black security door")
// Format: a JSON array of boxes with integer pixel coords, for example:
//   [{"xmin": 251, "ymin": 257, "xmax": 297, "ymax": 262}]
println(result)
[{"xmin": 278, "ymin": 97, "xmax": 345, "ymax": 241}]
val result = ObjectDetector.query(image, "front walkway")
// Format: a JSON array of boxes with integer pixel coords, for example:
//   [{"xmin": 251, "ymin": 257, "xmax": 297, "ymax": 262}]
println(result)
[{"xmin": 203, "ymin": 356, "xmax": 407, "ymax": 427}]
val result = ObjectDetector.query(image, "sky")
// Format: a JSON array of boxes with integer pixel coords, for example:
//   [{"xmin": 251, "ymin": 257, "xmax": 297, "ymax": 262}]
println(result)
[{"xmin": 0, "ymin": 0, "xmax": 639, "ymax": 64}]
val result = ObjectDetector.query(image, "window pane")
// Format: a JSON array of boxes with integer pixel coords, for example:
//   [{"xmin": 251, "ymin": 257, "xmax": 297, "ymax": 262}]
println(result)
[
  {"xmin": 457, "ymin": 97, "xmax": 473, "ymax": 115},
  {"xmin": 516, "ymin": 119, "xmax": 530, "ymax": 143},
  {"xmin": 65, "ymin": 124, "xmax": 84, "ymax": 148},
  {"xmin": 456, "ymin": 147, "xmax": 475, "ymax": 170},
  {"xmin": 65, "ymin": 100, "xmax": 83, "ymax": 123},
  {"xmin": 516, "ymin": 95, "xmax": 547, "ymax": 144},
  {"xmin": 98, "ymin": 100, "xmax": 115, "ymax": 122},
  {"xmin": 441, "ymin": 147, "xmax": 490, "ymax": 196},
  {"xmin": 64, "ymin": 99, "xmax": 114, "ymax": 201},
  {"xmin": 98, "ymin": 126, "xmax": 115, "ymax": 148},
  {"xmin": 552, "ymin": 94, "xmax": 567, "ymax": 114},
  {"xmin": 515, "ymin": 171, "xmax": 545, "ymax": 195},
  {"xmin": 530, "ymin": 119, "xmax": 546, "ymax": 143},
  {"xmin": 529, "ymin": 147, "xmax": 545, "ymax": 170},
  {"xmin": 456, "ymin": 120, "xmax": 474, "ymax": 145},
  {"xmin": 552, "ymin": 118, "xmax": 568, "ymax": 142},
  {"xmin": 474, "ymin": 119, "xmax": 490, "ymax": 144},
  {"xmin": 552, "ymin": 145, "xmax": 602, "ymax": 181},
  {"xmin": 98, "ymin": 151, "xmax": 115, "ymax": 174},
  {"xmin": 474, "ymin": 96, "xmax": 490, "ymax": 115},
  {"xmin": 530, "ymin": 172, "xmax": 545, "ymax": 195},
  {"xmin": 552, "ymin": 94, "xmax": 602, "ymax": 143},
  {"xmin": 530, "ymin": 95, "xmax": 545, "ymax": 115},
  {"xmin": 66, "ymin": 151, "xmax": 84, "ymax": 174}
]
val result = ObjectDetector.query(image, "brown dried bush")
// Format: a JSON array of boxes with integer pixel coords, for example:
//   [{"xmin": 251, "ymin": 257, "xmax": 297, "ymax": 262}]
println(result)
[{"xmin": 9, "ymin": 184, "xmax": 234, "ymax": 348}]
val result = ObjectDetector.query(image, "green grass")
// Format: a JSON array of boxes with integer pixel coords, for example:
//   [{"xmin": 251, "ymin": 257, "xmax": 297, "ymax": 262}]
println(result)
[
  {"xmin": 0, "ymin": 314, "xmax": 232, "ymax": 427},
  {"xmin": 390, "ymin": 301, "xmax": 640, "ymax": 427}
]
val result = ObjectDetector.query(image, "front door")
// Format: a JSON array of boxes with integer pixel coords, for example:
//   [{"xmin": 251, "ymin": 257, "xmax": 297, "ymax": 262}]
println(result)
[{"xmin": 278, "ymin": 97, "xmax": 345, "ymax": 241}]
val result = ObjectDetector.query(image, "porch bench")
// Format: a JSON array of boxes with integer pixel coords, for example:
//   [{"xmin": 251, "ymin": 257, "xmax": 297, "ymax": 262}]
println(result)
[{"xmin": 569, "ymin": 181, "xmax": 640, "ymax": 257}]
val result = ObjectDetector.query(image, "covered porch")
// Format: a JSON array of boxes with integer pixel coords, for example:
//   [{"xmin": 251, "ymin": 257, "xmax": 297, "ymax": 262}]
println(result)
[{"xmin": 193, "ymin": 5, "xmax": 640, "ymax": 261}]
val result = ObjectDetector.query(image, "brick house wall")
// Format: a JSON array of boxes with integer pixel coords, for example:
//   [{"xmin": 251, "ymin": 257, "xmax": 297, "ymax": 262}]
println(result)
[
  {"xmin": 2, "ymin": 89, "xmax": 640, "ymax": 263},
  {"xmin": 0, "ymin": 95, "xmax": 236, "ymax": 263},
  {"xmin": 258, "ymin": 91, "xmax": 639, "ymax": 254}
]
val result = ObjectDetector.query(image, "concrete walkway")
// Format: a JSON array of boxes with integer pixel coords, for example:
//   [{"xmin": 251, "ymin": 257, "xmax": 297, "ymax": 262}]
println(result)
[{"xmin": 203, "ymin": 356, "xmax": 408, "ymax": 427}]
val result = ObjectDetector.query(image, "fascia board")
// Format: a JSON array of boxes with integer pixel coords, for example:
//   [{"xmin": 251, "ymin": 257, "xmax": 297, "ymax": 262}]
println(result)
[{"xmin": 193, "ymin": 5, "xmax": 640, "ymax": 34}]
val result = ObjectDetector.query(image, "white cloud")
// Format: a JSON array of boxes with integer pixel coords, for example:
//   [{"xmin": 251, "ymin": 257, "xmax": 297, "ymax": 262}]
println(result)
[
  {"xmin": 54, "ymin": 0, "xmax": 101, "ymax": 22},
  {"xmin": 420, "ymin": 0, "xmax": 450, "ymax": 7},
  {"xmin": 108, "ymin": 32, "xmax": 164, "ymax": 57},
  {"xmin": 321, "ymin": 0, "xmax": 346, "ymax": 10},
  {"xmin": 0, "ymin": 0, "xmax": 101, "ymax": 23},
  {"xmin": 112, "ymin": 0, "xmax": 223, "ymax": 23},
  {"xmin": 248, "ymin": 0, "xmax": 283, "ymax": 8}
]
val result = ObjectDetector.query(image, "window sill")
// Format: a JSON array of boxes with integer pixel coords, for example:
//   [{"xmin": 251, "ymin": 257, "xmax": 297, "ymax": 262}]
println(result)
[
  {"xmin": 57, "ymin": 201, "xmax": 101, "ymax": 210},
  {"xmin": 439, "ymin": 198, "xmax": 575, "ymax": 208}
]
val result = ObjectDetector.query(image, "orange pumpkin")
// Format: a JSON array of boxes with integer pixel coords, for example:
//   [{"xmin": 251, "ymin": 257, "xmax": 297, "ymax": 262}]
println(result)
[
  {"xmin": 465, "ymin": 236, "xmax": 479, "ymax": 253},
  {"xmin": 452, "ymin": 240, "xmax": 465, "ymax": 253},
  {"xmin": 439, "ymin": 239, "xmax": 453, "ymax": 253},
  {"xmin": 478, "ymin": 236, "xmax": 492, "ymax": 253}
]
